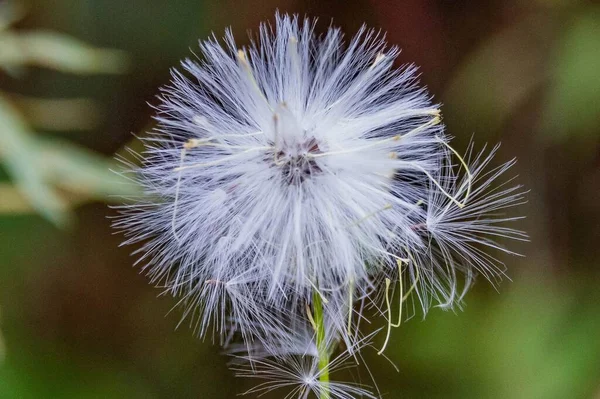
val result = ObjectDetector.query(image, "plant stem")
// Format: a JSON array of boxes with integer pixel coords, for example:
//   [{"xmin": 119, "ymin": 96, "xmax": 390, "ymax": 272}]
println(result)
[{"xmin": 313, "ymin": 292, "xmax": 330, "ymax": 399}]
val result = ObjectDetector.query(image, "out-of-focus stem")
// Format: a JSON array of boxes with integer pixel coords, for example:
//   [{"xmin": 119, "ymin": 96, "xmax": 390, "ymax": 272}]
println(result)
[{"xmin": 313, "ymin": 292, "xmax": 330, "ymax": 399}]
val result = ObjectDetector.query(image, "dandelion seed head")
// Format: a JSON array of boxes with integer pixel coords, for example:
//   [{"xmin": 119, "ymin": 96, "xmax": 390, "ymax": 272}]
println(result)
[
  {"xmin": 114, "ymin": 12, "xmax": 525, "ymax": 398},
  {"xmin": 118, "ymin": 13, "xmax": 447, "ymax": 312}
]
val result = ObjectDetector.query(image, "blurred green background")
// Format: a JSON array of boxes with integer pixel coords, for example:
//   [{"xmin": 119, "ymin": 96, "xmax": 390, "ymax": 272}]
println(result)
[{"xmin": 1, "ymin": 0, "xmax": 599, "ymax": 398}]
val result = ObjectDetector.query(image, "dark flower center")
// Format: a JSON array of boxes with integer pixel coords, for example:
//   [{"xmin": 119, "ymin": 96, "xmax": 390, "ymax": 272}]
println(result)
[{"xmin": 266, "ymin": 137, "xmax": 323, "ymax": 185}]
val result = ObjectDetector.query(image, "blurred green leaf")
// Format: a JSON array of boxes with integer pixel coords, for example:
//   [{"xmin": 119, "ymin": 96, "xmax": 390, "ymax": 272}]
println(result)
[
  {"xmin": 0, "ymin": 30, "xmax": 130, "ymax": 74},
  {"xmin": 0, "ymin": 94, "xmax": 71, "ymax": 226},
  {"xmin": 36, "ymin": 138, "xmax": 141, "ymax": 200},
  {"xmin": 542, "ymin": 8, "xmax": 600, "ymax": 140},
  {"xmin": 9, "ymin": 95, "xmax": 102, "ymax": 131},
  {"xmin": 0, "ymin": 10, "xmax": 135, "ymax": 225},
  {"xmin": 0, "ymin": 95, "xmax": 140, "ymax": 224}
]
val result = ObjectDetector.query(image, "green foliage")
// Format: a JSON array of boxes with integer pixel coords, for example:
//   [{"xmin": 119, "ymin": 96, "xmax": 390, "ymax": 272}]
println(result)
[
  {"xmin": 444, "ymin": 6, "xmax": 600, "ymax": 146},
  {"xmin": 0, "ymin": 95, "xmax": 70, "ymax": 225},
  {"xmin": 0, "ymin": 5, "xmax": 138, "ymax": 227},
  {"xmin": 383, "ymin": 277, "xmax": 600, "ymax": 399},
  {"xmin": 0, "ymin": 30, "xmax": 129, "ymax": 75},
  {"xmin": 543, "ymin": 7, "xmax": 600, "ymax": 140}
]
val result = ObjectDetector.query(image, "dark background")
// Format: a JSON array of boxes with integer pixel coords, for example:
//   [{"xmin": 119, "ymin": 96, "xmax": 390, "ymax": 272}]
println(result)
[{"xmin": 1, "ymin": 0, "xmax": 599, "ymax": 398}]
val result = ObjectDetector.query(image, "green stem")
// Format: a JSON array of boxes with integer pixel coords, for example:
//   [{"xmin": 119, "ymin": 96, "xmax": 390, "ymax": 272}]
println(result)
[{"xmin": 313, "ymin": 292, "xmax": 330, "ymax": 399}]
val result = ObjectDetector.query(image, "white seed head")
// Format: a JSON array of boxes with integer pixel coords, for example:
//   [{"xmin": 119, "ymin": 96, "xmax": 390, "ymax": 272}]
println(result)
[{"xmin": 114, "ymin": 12, "xmax": 525, "ymax": 398}]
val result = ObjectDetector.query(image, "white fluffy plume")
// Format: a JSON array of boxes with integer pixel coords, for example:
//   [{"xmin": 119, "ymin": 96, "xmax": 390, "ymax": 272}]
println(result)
[{"xmin": 114, "ymin": 13, "xmax": 525, "ymax": 398}]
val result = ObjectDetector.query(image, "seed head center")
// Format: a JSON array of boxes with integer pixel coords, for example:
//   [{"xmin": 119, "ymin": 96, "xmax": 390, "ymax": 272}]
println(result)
[{"xmin": 267, "ymin": 137, "xmax": 324, "ymax": 185}]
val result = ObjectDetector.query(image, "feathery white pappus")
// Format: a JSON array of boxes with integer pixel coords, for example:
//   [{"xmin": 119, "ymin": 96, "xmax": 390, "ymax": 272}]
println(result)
[{"xmin": 114, "ymin": 12, "xmax": 525, "ymax": 398}]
